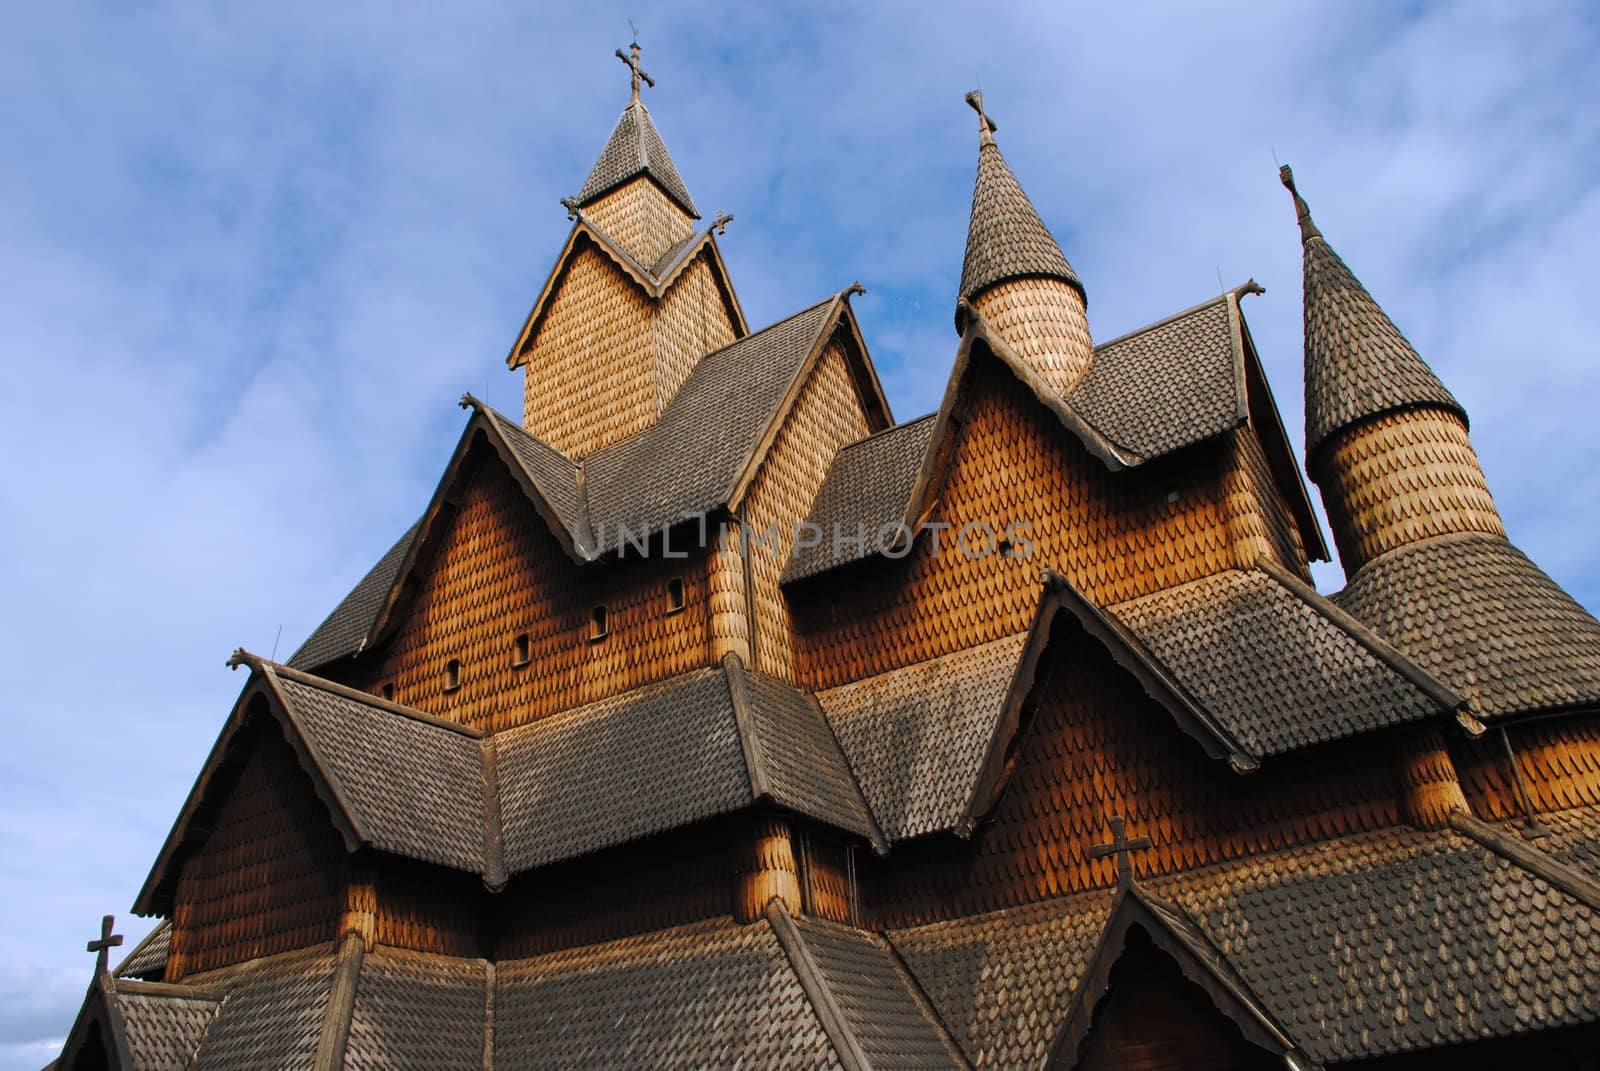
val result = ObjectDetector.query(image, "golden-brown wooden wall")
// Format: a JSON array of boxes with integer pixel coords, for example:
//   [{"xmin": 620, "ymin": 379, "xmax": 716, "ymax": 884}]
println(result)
[
  {"xmin": 866, "ymin": 615, "xmax": 1404, "ymax": 929},
  {"xmin": 521, "ymin": 245, "xmax": 659, "ymax": 457},
  {"xmin": 584, "ymin": 179, "xmax": 694, "ymax": 268},
  {"xmin": 1222, "ymin": 425, "xmax": 1310, "ymax": 581},
  {"xmin": 168, "ymin": 720, "xmax": 345, "ymax": 979},
  {"xmin": 1313, "ymin": 407, "xmax": 1504, "ymax": 574},
  {"xmin": 346, "ymin": 447, "xmax": 713, "ymax": 732},
  {"xmin": 653, "ymin": 252, "xmax": 739, "ymax": 414},
  {"xmin": 1457, "ymin": 712, "xmax": 1600, "ymax": 821},
  {"xmin": 795, "ymin": 360, "xmax": 1249, "ymax": 690},
  {"xmin": 743, "ymin": 338, "xmax": 872, "ymax": 679}
]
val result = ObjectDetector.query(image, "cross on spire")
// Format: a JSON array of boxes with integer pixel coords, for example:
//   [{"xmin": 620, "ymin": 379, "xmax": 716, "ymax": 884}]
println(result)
[
  {"xmin": 615, "ymin": 41, "xmax": 655, "ymax": 105},
  {"xmin": 86, "ymin": 914, "xmax": 123, "ymax": 974},
  {"xmin": 1088, "ymin": 815, "xmax": 1152, "ymax": 889},
  {"xmin": 965, "ymin": 90, "xmax": 998, "ymax": 147}
]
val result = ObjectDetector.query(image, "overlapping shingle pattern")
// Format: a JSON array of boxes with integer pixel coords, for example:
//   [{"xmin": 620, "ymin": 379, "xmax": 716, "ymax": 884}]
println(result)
[
  {"xmin": 1108, "ymin": 567, "xmax": 1447, "ymax": 756},
  {"xmin": 1155, "ymin": 826, "xmax": 1600, "ymax": 1065},
  {"xmin": 584, "ymin": 297, "xmax": 836, "ymax": 551},
  {"xmin": 576, "ymin": 99, "xmax": 698, "ymax": 218},
  {"xmin": 294, "ymin": 298, "xmax": 840, "ymax": 670},
  {"xmin": 789, "ymin": 916, "xmax": 968, "ymax": 1069},
  {"xmin": 115, "ymin": 920, "xmax": 172, "ymax": 980},
  {"xmin": 1334, "ymin": 533, "xmax": 1600, "ymax": 719},
  {"xmin": 496, "ymin": 667, "xmax": 748, "ymax": 871},
  {"xmin": 959, "ymin": 140, "xmax": 1080, "ymax": 305},
  {"xmin": 289, "ymin": 521, "xmax": 420, "ymax": 669},
  {"xmin": 889, "ymin": 888, "xmax": 1115, "ymax": 1070},
  {"xmin": 1300, "ymin": 227, "xmax": 1464, "ymax": 458},
  {"xmin": 1067, "ymin": 296, "xmax": 1240, "ymax": 461},
  {"xmin": 185, "ymin": 946, "xmax": 337, "ymax": 1071},
  {"xmin": 115, "ymin": 985, "xmax": 219, "ymax": 1071},
  {"xmin": 275, "ymin": 673, "xmax": 489, "ymax": 873},
  {"xmin": 496, "ymin": 658, "xmax": 877, "ymax": 871},
  {"xmin": 783, "ymin": 415, "xmax": 937, "ymax": 584},
  {"xmin": 344, "ymin": 949, "xmax": 488, "ymax": 1071},
  {"xmin": 495, "ymin": 916, "xmax": 844, "ymax": 1069},
  {"xmin": 819, "ymin": 633, "xmax": 1028, "ymax": 841}
]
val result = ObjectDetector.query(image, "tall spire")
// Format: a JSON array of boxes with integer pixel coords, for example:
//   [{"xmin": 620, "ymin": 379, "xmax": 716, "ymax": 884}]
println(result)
[
  {"xmin": 957, "ymin": 91, "xmax": 1083, "ymax": 322},
  {"xmin": 574, "ymin": 40, "xmax": 699, "ymax": 220},
  {"xmin": 1282, "ymin": 165, "xmax": 1502, "ymax": 577},
  {"xmin": 956, "ymin": 91, "xmax": 1093, "ymax": 396},
  {"xmin": 1281, "ymin": 165, "xmax": 1463, "ymax": 460}
]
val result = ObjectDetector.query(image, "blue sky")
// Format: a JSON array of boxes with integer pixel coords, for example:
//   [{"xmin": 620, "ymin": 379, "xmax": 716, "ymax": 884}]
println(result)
[{"xmin": 2, "ymin": 2, "xmax": 1598, "ymax": 1065}]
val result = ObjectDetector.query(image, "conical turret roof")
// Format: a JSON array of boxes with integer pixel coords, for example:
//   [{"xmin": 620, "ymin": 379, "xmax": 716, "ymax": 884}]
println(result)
[
  {"xmin": 959, "ymin": 96, "xmax": 1082, "ymax": 308},
  {"xmin": 576, "ymin": 84, "xmax": 698, "ymax": 218},
  {"xmin": 1282, "ymin": 166, "xmax": 1464, "ymax": 459}
]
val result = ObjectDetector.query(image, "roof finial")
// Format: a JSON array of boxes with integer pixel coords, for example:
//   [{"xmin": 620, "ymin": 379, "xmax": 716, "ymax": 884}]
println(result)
[
  {"xmin": 1278, "ymin": 164, "xmax": 1322, "ymax": 242},
  {"xmin": 615, "ymin": 38, "xmax": 655, "ymax": 106},
  {"xmin": 87, "ymin": 915, "xmax": 123, "ymax": 975},
  {"xmin": 965, "ymin": 90, "xmax": 998, "ymax": 147}
]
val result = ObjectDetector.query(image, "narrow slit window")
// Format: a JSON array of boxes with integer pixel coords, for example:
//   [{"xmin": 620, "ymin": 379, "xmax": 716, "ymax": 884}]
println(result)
[
  {"xmin": 589, "ymin": 605, "xmax": 609, "ymax": 641},
  {"xmin": 380, "ymin": 683, "xmax": 395, "ymax": 701},
  {"xmin": 512, "ymin": 633, "xmax": 531, "ymax": 667},
  {"xmin": 666, "ymin": 577, "xmax": 686, "ymax": 613},
  {"xmin": 444, "ymin": 659, "xmax": 461, "ymax": 692}
]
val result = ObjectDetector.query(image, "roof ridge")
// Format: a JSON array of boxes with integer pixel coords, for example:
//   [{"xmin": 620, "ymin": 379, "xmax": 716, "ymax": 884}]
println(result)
[
  {"xmin": 1090, "ymin": 290, "xmax": 1233, "ymax": 352},
  {"xmin": 256, "ymin": 655, "xmax": 484, "ymax": 738},
  {"xmin": 832, "ymin": 411, "xmax": 940, "ymax": 453},
  {"xmin": 764, "ymin": 901, "xmax": 872, "ymax": 1071},
  {"xmin": 310, "ymin": 932, "xmax": 364, "ymax": 1071},
  {"xmin": 1448, "ymin": 811, "xmax": 1600, "ymax": 911}
]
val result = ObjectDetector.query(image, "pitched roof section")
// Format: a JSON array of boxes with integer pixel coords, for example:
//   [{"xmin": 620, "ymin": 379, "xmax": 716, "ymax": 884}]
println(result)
[
  {"xmin": 495, "ymin": 916, "xmax": 843, "ymax": 1069},
  {"xmin": 184, "ymin": 944, "xmax": 339, "ymax": 1070},
  {"xmin": 783, "ymin": 414, "xmax": 938, "ymax": 584},
  {"xmin": 576, "ymin": 99, "xmax": 699, "ymax": 218},
  {"xmin": 345, "ymin": 948, "xmax": 488, "ymax": 1070},
  {"xmin": 1155, "ymin": 825, "xmax": 1600, "ymax": 1065},
  {"xmin": 135, "ymin": 656, "xmax": 494, "ymax": 914},
  {"xmin": 958, "ymin": 110, "xmax": 1082, "ymax": 312},
  {"xmin": 786, "ymin": 287, "xmax": 1323, "ymax": 585},
  {"xmin": 889, "ymin": 888, "xmax": 1116, "ymax": 1070},
  {"xmin": 818, "ymin": 632, "xmax": 1029, "ymax": 841},
  {"xmin": 114, "ymin": 920, "xmax": 172, "ymax": 981},
  {"xmin": 1107, "ymin": 562, "xmax": 1469, "ymax": 756},
  {"xmin": 1281, "ymin": 166, "xmax": 1467, "ymax": 458},
  {"xmin": 1333, "ymin": 532, "xmax": 1600, "ymax": 719},
  {"xmin": 496, "ymin": 656, "xmax": 881, "ymax": 872},
  {"xmin": 1066, "ymin": 293, "xmax": 1244, "ymax": 460},
  {"xmin": 288, "ymin": 519, "xmax": 420, "ymax": 670}
]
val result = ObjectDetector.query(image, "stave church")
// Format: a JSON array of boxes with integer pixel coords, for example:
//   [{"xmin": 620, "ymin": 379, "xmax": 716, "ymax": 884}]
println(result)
[{"xmin": 53, "ymin": 43, "xmax": 1600, "ymax": 1071}]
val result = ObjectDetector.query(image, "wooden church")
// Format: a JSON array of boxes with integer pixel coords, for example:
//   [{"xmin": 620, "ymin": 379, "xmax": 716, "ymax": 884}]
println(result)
[{"xmin": 54, "ymin": 44, "xmax": 1600, "ymax": 1071}]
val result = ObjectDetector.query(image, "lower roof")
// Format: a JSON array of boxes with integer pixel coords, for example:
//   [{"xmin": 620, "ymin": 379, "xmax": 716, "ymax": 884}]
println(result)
[{"xmin": 1334, "ymin": 532, "xmax": 1600, "ymax": 720}]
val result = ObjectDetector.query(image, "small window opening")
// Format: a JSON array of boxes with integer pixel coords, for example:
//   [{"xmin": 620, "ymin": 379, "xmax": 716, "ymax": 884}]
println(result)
[
  {"xmin": 997, "ymin": 539, "xmax": 1015, "ymax": 559},
  {"xmin": 666, "ymin": 577, "xmax": 686, "ymax": 614},
  {"xmin": 589, "ymin": 605, "xmax": 609, "ymax": 642},
  {"xmin": 444, "ymin": 659, "xmax": 461, "ymax": 692},
  {"xmin": 380, "ymin": 683, "xmax": 395, "ymax": 701},
  {"xmin": 512, "ymin": 633, "xmax": 531, "ymax": 667}
]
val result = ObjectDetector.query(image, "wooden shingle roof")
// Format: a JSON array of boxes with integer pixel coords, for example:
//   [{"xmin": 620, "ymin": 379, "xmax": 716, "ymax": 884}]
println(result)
[{"xmin": 576, "ymin": 98, "xmax": 698, "ymax": 218}]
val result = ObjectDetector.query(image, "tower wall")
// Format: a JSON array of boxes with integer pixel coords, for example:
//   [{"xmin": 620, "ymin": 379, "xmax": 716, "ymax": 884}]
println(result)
[
  {"xmin": 970, "ymin": 276, "xmax": 1094, "ymax": 397},
  {"xmin": 1313, "ymin": 405, "xmax": 1504, "ymax": 575},
  {"xmin": 584, "ymin": 178, "xmax": 695, "ymax": 267}
]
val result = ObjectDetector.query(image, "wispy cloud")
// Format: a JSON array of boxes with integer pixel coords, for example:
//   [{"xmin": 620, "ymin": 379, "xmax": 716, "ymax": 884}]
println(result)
[{"xmin": 3, "ymin": 2, "xmax": 1596, "ymax": 1061}]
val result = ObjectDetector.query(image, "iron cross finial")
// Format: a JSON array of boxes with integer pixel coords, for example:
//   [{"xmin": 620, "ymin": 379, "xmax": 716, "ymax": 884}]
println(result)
[
  {"xmin": 615, "ymin": 40, "xmax": 655, "ymax": 104},
  {"xmin": 87, "ymin": 914, "xmax": 123, "ymax": 974},
  {"xmin": 1088, "ymin": 815, "xmax": 1153, "ymax": 889},
  {"xmin": 965, "ymin": 90, "xmax": 998, "ymax": 147},
  {"xmin": 712, "ymin": 210, "xmax": 734, "ymax": 235}
]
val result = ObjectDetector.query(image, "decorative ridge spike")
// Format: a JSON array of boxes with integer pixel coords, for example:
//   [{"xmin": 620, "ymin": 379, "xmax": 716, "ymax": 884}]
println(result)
[
  {"xmin": 965, "ymin": 90, "xmax": 997, "ymax": 148},
  {"xmin": 957, "ymin": 90, "xmax": 1082, "ymax": 321},
  {"xmin": 1287, "ymin": 164, "xmax": 1468, "ymax": 459},
  {"xmin": 1278, "ymin": 164, "xmax": 1322, "ymax": 241}
]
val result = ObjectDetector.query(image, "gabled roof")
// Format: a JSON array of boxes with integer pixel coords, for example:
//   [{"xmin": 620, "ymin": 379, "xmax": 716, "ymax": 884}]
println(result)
[
  {"xmin": 56, "ymin": 965, "xmax": 223, "ymax": 1071},
  {"xmin": 496, "ymin": 653, "xmax": 884, "ymax": 871},
  {"xmin": 135, "ymin": 654, "xmax": 493, "ymax": 914},
  {"xmin": 958, "ymin": 111, "xmax": 1082, "ymax": 315},
  {"xmin": 1333, "ymin": 531, "xmax": 1600, "ymax": 720},
  {"xmin": 1281, "ymin": 166, "xmax": 1467, "ymax": 459},
  {"xmin": 301, "ymin": 291, "xmax": 890, "ymax": 673},
  {"xmin": 576, "ymin": 98, "xmax": 699, "ymax": 218},
  {"xmin": 113, "ymin": 919, "xmax": 171, "ymax": 981},
  {"xmin": 504, "ymin": 218, "xmax": 745, "ymax": 369},
  {"xmin": 891, "ymin": 824, "xmax": 1600, "ymax": 1070},
  {"xmin": 784, "ymin": 285, "xmax": 1324, "ymax": 585}
]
